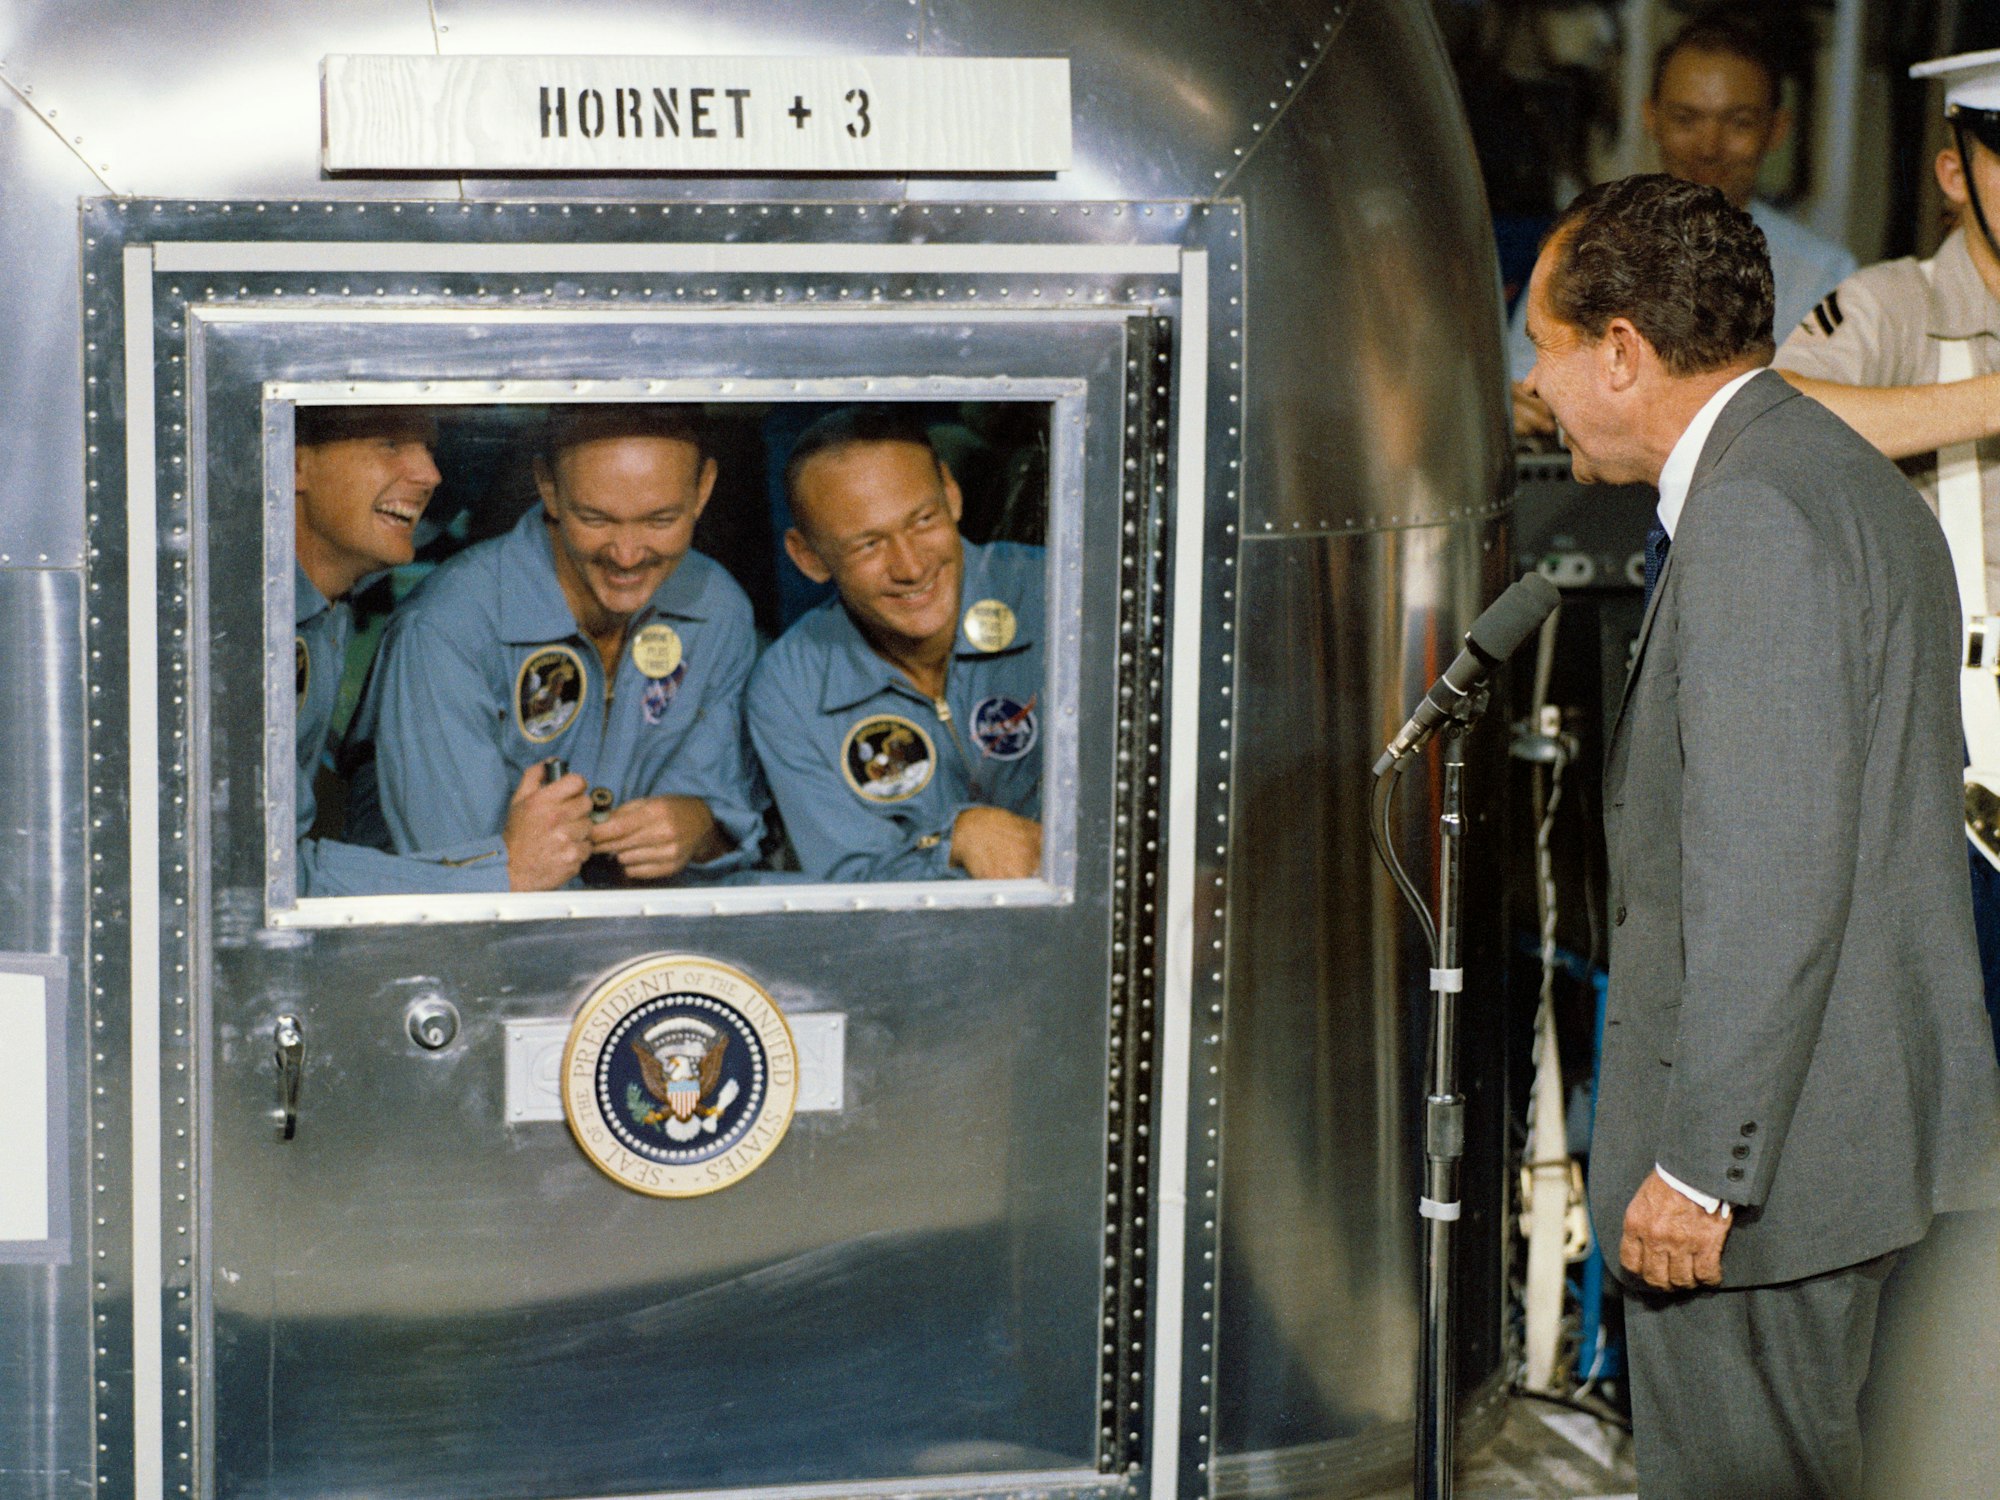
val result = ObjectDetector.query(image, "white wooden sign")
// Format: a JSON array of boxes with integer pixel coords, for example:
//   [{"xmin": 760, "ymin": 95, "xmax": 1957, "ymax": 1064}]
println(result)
[{"xmin": 323, "ymin": 55, "xmax": 1072, "ymax": 174}]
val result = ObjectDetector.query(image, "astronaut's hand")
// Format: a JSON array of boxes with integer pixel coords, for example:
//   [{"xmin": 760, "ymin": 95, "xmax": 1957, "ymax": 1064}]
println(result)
[
  {"xmin": 589, "ymin": 795, "xmax": 728, "ymax": 881},
  {"xmin": 1512, "ymin": 380, "xmax": 1558, "ymax": 442},
  {"xmin": 948, "ymin": 806, "xmax": 1042, "ymax": 880},
  {"xmin": 503, "ymin": 762, "xmax": 592, "ymax": 891}
]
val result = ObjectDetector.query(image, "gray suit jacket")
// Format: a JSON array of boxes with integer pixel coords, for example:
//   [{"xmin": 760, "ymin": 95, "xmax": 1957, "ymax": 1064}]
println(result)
[{"xmin": 1595, "ymin": 370, "xmax": 2000, "ymax": 1288}]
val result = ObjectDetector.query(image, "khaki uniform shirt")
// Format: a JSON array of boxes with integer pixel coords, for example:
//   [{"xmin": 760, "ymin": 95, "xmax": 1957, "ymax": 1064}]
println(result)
[{"xmin": 1774, "ymin": 226, "xmax": 2000, "ymax": 604}]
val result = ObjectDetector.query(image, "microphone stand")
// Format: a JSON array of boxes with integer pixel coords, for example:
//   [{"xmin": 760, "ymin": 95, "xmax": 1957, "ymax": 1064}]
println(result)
[{"xmin": 1372, "ymin": 685, "xmax": 1491, "ymax": 1500}]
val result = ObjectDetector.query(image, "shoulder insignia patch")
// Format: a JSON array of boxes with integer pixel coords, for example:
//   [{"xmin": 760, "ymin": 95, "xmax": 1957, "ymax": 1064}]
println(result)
[{"xmin": 1807, "ymin": 290, "xmax": 1844, "ymax": 338}]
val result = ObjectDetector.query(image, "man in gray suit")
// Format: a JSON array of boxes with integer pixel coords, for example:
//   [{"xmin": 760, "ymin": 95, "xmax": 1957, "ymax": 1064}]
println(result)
[{"xmin": 1520, "ymin": 172, "xmax": 2000, "ymax": 1497}]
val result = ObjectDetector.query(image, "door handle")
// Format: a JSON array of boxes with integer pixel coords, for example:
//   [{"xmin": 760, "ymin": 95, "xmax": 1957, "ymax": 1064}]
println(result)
[{"xmin": 274, "ymin": 1013, "xmax": 305, "ymax": 1141}]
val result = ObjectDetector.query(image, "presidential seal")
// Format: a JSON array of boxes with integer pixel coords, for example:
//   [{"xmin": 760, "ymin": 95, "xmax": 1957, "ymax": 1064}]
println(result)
[
  {"xmin": 562, "ymin": 954, "xmax": 798, "ymax": 1198},
  {"xmin": 516, "ymin": 645, "xmax": 586, "ymax": 744},
  {"xmin": 842, "ymin": 714, "xmax": 936, "ymax": 802}
]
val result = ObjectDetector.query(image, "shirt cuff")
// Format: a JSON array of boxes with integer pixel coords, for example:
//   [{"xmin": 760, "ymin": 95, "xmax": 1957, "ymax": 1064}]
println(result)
[{"xmin": 1656, "ymin": 1163, "xmax": 1732, "ymax": 1218}]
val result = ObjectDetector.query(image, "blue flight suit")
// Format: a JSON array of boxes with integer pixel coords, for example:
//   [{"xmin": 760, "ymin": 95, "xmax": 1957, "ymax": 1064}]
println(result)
[
  {"xmin": 293, "ymin": 565, "xmax": 508, "ymax": 896},
  {"xmin": 747, "ymin": 540, "xmax": 1043, "ymax": 881},
  {"xmin": 349, "ymin": 506, "xmax": 765, "ymax": 876}
]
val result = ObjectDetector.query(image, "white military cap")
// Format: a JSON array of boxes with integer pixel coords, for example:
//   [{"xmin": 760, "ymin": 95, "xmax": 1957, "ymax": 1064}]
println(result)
[{"xmin": 1913, "ymin": 49, "xmax": 2000, "ymax": 148}]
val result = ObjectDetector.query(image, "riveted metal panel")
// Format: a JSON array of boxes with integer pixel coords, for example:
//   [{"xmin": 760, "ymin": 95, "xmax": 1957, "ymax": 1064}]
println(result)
[
  {"xmin": 81, "ymin": 197, "xmax": 1234, "ymax": 1500},
  {"xmin": 20, "ymin": 6, "xmax": 1518, "ymax": 1500},
  {"xmin": 0, "ymin": 98, "xmax": 94, "ymax": 569},
  {"xmin": 0, "ymin": 570, "xmax": 94, "ymax": 1500},
  {"xmin": 1229, "ymin": 0, "xmax": 1511, "ymax": 536},
  {"xmin": 0, "ymin": 0, "xmax": 442, "ymax": 199},
  {"xmin": 1209, "ymin": 517, "xmax": 1511, "ymax": 1497},
  {"xmin": 916, "ymin": 1, "xmax": 1347, "ymax": 203}
]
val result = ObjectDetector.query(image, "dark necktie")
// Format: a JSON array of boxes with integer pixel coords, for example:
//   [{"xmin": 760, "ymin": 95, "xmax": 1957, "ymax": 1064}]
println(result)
[{"xmin": 1643, "ymin": 521, "xmax": 1671, "ymax": 610}]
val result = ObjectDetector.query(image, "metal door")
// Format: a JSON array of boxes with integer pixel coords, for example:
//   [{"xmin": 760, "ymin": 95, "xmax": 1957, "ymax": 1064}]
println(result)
[{"xmin": 83, "ymin": 200, "xmax": 1219, "ymax": 1500}]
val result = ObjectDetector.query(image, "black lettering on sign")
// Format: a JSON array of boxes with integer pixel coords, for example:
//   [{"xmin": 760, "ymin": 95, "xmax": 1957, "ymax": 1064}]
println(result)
[
  {"xmin": 652, "ymin": 87, "xmax": 680, "ymax": 137},
  {"xmin": 726, "ymin": 87, "xmax": 751, "ymax": 138},
  {"xmin": 578, "ymin": 87, "xmax": 605, "ymax": 138},
  {"xmin": 539, "ymin": 85, "xmax": 568, "ymax": 138},
  {"xmin": 614, "ymin": 86, "xmax": 642, "ymax": 138},
  {"xmin": 846, "ymin": 88, "xmax": 871, "ymax": 139},
  {"xmin": 690, "ymin": 86, "xmax": 716, "ymax": 138}
]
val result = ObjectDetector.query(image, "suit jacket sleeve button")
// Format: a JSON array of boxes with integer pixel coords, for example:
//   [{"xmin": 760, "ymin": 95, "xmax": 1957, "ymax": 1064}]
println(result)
[
  {"xmin": 1726, "ymin": 1166, "xmax": 1745, "ymax": 1181},
  {"xmin": 1731, "ymin": 1144, "xmax": 1749, "ymax": 1159},
  {"xmin": 1614, "ymin": 903, "xmax": 1628, "ymax": 925},
  {"xmin": 1740, "ymin": 1123, "xmax": 1757, "ymax": 1136}
]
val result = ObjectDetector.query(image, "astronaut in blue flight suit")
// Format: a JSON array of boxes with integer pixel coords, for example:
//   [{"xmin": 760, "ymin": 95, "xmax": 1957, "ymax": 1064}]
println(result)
[
  {"xmin": 292, "ymin": 405, "xmax": 582, "ymax": 895},
  {"xmin": 350, "ymin": 405, "xmax": 764, "ymax": 885},
  {"xmin": 748, "ymin": 406, "xmax": 1043, "ymax": 882}
]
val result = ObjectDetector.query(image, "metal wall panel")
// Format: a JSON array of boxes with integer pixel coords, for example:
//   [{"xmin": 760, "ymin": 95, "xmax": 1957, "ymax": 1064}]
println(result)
[
  {"xmin": 1210, "ymin": 521, "xmax": 1510, "ymax": 1496},
  {"xmin": 917, "ymin": 0, "xmax": 1342, "ymax": 204},
  {"xmin": 0, "ymin": 0, "xmax": 440, "ymax": 198},
  {"xmin": 5, "ymin": 3, "xmax": 1519, "ymax": 1498},
  {"xmin": 1228, "ymin": 0, "xmax": 1511, "ymax": 535},
  {"xmin": 432, "ymin": 0, "xmax": 918, "ymax": 59},
  {"xmin": 0, "ymin": 570, "xmax": 94, "ymax": 1500},
  {"xmin": 1206, "ymin": 0, "xmax": 1516, "ymax": 1488},
  {"xmin": 0, "ymin": 104, "xmax": 92, "ymax": 568}
]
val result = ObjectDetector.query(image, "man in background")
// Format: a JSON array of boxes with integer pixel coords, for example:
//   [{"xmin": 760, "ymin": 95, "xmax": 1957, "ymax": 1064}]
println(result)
[
  {"xmin": 292, "ymin": 405, "xmax": 578, "ymax": 895},
  {"xmin": 1510, "ymin": 12, "xmax": 1853, "ymax": 440},
  {"xmin": 1775, "ymin": 49, "xmax": 2000, "ymax": 1057}
]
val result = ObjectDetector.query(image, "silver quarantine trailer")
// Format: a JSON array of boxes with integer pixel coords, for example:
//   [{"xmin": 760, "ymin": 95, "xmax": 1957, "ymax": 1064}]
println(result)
[{"xmin": 0, "ymin": 3, "xmax": 1513, "ymax": 1499}]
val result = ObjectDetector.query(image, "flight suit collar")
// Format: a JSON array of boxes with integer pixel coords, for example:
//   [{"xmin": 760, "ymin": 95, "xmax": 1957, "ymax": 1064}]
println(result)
[
  {"xmin": 295, "ymin": 561, "xmax": 335, "ymax": 628},
  {"xmin": 816, "ymin": 538, "xmax": 1036, "ymax": 714},
  {"xmin": 495, "ymin": 503, "xmax": 713, "ymax": 647},
  {"xmin": 1927, "ymin": 227, "xmax": 2000, "ymax": 343}
]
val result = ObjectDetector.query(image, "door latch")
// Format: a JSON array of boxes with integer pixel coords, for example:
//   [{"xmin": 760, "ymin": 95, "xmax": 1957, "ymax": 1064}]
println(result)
[{"xmin": 274, "ymin": 1013, "xmax": 305, "ymax": 1141}]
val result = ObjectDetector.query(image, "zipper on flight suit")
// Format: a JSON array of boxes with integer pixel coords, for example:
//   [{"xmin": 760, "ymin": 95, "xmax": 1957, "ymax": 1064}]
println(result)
[{"xmin": 931, "ymin": 683, "xmax": 986, "ymax": 801}]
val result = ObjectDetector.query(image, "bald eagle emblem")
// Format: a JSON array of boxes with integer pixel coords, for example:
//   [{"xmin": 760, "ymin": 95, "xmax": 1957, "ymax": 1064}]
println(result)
[
  {"xmin": 563, "ymin": 955, "xmax": 798, "ymax": 1198},
  {"xmin": 626, "ymin": 1017, "xmax": 741, "ymax": 1142}
]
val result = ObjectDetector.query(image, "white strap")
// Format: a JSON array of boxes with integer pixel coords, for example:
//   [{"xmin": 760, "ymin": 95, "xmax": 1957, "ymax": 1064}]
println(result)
[
  {"xmin": 1921, "ymin": 258, "xmax": 2000, "ymax": 869},
  {"xmin": 1935, "ymin": 334, "xmax": 1987, "ymax": 616}
]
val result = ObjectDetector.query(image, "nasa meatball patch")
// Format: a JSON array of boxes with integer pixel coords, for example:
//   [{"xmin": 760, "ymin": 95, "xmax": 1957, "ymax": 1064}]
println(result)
[{"xmin": 970, "ymin": 694, "xmax": 1037, "ymax": 760}]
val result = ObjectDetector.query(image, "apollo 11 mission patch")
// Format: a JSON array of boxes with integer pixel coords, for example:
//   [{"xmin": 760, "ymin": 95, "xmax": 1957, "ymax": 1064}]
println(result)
[{"xmin": 516, "ymin": 645, "xmax": 586, "ymax": 743}]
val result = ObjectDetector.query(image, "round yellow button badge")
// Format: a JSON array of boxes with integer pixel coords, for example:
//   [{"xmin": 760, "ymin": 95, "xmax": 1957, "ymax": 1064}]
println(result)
[
  {"xmin": 962, "ymin": 599, "xmax": 1017, "ymax": 653},
  {"xmin": 631, "ymin": 622, "xmax": 684, "ymax": 680}
]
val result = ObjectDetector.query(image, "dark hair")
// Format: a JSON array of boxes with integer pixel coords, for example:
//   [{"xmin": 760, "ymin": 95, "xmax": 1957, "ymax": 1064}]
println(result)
[
  {"xmin": 1651, "ymin": 12, "xmax": 1783, "ymax": 113},
  {"xmin": 295, "ymin": 405, "xmax": 438, "ymax": 448},
  {"xmin": 783, "ymin": 404, "xmax": 942, "ymax": 504},
  {"xmin": 1542, "ymin": 173, "xmax": 1774, "ymax": 376},
  {"xmin": 541, "ymin": 403, "xmax": 706, "ymax": 464}
]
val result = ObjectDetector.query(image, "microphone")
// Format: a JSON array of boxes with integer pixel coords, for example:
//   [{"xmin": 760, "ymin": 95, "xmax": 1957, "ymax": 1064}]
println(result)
[{"xmin": 1373, "ymin": 572, "xmax": 1561, "ymax": 776}]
